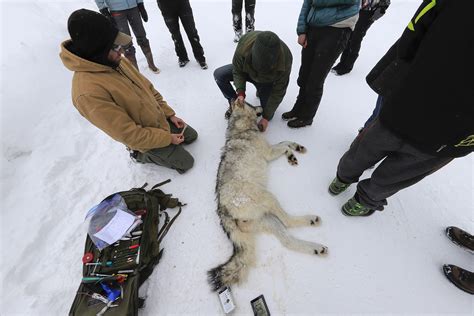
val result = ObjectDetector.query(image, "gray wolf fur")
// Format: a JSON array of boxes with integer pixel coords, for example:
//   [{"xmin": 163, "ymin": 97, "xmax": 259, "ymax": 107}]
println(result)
[{"xmin": 208, "ymin": 101, "xmax": 328, "ymax": 291}]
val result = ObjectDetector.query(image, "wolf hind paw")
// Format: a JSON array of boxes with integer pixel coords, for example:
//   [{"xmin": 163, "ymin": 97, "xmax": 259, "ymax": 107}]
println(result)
[{"xmin": 314, "ymin": 246, "xmax": 328, "ymax": 256}]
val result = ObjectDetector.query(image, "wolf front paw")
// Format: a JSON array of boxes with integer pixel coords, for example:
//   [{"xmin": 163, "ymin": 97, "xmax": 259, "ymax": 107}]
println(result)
[
  {"xmin": 295, "ymin": 144, "xmax": 307, "ymax": 153},
  {"xmin": 314, "ymin": 246, "xmax": 328, "ymax": 256},
  {"xmin": 287, "ymin": 153, "xmax": 298, "ymax": 166}
]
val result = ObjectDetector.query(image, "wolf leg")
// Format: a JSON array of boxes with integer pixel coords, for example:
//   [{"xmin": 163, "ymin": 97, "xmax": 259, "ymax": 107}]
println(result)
[
  {"xmin": 267, "ymin": 141, "xmax": 306, "ymax": 165},
  {"xmin": 259, "ymin": 191, "xmax": 321, "ymax": 227},
  {"xmin": 271, "ymin": 203, "xmax": 321, "ymax": 227},
  {"xmin": 262, "ymin": 214, "xmax": 328, "ymax": 256}
]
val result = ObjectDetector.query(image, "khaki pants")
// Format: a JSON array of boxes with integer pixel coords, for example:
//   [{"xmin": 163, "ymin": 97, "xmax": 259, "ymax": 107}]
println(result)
[{"xmin": 135, "ymin": 121, "xmax": 198, "ymax": 174}]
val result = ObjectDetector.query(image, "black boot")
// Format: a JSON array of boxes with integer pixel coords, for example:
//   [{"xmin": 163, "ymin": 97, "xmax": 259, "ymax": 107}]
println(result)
[
  {"xmin": 224, "ymin": 99, "xmax": 235, "ymax": 119},
  {"xmin": 287, "ymin": 118, "xmax": 313, "ymax": 128},
  {"xmin": 331, "ymin": 63, "xmax": 352, "ymax": 76},
  {"xmin": 446, "ymin": 226, "xmax": 474, "ymax": 252},
  {"xmin": 281, "ymin": 110, "xmax": 297, "ymax": 121},
  {"xmin": 178, "ymin": 59, "xmax": 190, "ymax": 68},
  {"xmin": 140, "ymin": 43, "xmax": 160, "ymax": 73},
  {"xmin": 443, "ymin": 265, "xmax": 474, "ymax": 295},
  {"xmin": 282, "ymin": 93, "xmax": 305, "ymax": 121}
]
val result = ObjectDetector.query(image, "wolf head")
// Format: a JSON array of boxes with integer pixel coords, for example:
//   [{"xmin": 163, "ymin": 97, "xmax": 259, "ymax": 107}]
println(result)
[{"xmin": 228, "ymin": 100, "xmax": 263, "ymax": 132}]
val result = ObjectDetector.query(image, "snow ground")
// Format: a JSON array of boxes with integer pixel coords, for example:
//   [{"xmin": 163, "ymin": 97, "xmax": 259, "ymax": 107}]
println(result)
[{"xmin": 1, "ymin": 0, "xmax": 473, "ymax": 315}]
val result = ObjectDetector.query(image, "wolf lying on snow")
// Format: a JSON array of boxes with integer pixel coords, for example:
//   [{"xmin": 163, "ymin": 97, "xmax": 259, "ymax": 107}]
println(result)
[{"xmin": 208, "ymin": 101, "xmax": 328, "ymax": 291}]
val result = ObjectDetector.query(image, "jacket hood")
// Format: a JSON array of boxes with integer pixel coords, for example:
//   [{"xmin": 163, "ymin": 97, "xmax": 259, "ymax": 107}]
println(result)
[{"xmin": 59, "ymin": 40, "xmax": 115, "ymax": 73}]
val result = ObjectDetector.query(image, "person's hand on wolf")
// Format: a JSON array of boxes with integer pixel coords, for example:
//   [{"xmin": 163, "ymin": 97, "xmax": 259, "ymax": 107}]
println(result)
[
  {"xmin": 236, "ymin": 95, "xmax": 245, "ymax": 105},
  {"xmin": 258, "ymin": 118, "xmax": 269, "ymax": 132}
]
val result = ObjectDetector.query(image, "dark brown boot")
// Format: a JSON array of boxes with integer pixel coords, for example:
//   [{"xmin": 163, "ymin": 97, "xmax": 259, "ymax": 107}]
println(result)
[
  {"xmin": 443, "ymin": 264, "xmax": 474, "ymax": 295},
  {"xmin": 446, "ymin": 226, "xmax": 474, "ymax": 252},
  {"xmin": 140, "ymin": 44, "xmax": 160, "ymax": 73}
]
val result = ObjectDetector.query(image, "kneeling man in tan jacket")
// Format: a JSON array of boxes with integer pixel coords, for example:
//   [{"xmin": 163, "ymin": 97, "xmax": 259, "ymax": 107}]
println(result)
[{"xmin": 60, "ymin": 9, "xmax": 197, "ymax": 173}]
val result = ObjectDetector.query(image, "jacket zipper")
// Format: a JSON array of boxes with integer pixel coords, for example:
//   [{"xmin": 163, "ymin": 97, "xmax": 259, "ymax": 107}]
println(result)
[{"xmin": 116, "ymin": 67, "xmax": 141, "ymax": 90}]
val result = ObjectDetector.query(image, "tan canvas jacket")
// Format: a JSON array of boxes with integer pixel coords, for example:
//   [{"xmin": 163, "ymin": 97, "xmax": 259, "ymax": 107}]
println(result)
[{"xmin": 60, "ymin": 40, "xmax": 175, "ymax": 152}]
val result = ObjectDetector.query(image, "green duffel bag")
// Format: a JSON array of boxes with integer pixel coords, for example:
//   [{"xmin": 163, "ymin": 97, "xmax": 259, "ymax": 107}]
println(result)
[{"xmin": 69, "ymin": 180, "xmax": 184, "ymax": 315}]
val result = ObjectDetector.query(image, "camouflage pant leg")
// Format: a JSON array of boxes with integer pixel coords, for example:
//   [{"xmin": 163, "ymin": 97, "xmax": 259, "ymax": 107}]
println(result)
[{"xmin": 136, "ymin": 121, "xmax": 197, "ymax": 173}]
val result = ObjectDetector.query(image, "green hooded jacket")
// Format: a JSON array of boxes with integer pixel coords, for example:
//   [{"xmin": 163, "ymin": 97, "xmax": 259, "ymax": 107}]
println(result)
[{"xmin": 232, "ymin": 31, "xmax": 292, "ymax": 120}]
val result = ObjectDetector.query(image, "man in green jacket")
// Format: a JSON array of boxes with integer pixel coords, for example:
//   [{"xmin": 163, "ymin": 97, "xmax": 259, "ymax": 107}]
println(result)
[{"xmin": 214, "ymin": 31, "xmax": 292, "ymax": 132}]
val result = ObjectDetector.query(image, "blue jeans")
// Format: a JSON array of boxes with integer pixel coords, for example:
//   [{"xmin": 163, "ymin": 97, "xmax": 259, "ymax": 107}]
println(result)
[
  {"xmin": 213, "ymin": 64, "xmax": 272, "ymax": 107},
  {"xmin": 364, "ymin": 95, "xmax": 383, "ymax": 128}
]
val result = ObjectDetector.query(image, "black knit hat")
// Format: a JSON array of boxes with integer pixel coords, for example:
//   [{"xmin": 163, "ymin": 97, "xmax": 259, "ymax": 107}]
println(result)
[
  {"xmin": 67, "ymin": 9, "xmax": 131, "ymax": 59},
  {"xmin": 251, "ymin": 31, "xmax": 281, "ymax": 73}
]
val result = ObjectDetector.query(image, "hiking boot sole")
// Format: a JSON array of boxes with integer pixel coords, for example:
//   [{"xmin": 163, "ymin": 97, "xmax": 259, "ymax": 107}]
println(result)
[
  {"xmin": 287, "ymin": 122, "xmax": 312, "ymax": 128},
  {"xmin": 446, "ymin": 227, "xmax": 474, "ymax": 253},
  {"xmin": 328, "ymin": 187, "xmax": 343, "ymax": 196},
  {"xmin": 178, "ymin": 60, "xmax": 190, "ymax": 68},
  {"xmin": 443, "ymin": 264, "xmax": 474, "ymax": 295},
  {"xmin": 331, "ymin": 68, "xmax": 352, "ymax": 76}
]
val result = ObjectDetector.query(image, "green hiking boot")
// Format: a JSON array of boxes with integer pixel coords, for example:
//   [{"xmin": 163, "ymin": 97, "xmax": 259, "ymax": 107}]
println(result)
[
  {"xmin": 328, "ymin": 177, "xmax": 351, "ymax": 195},
  {"xmin": 341, "ymin": 197, "xmax": 375, "ymax": 216}
]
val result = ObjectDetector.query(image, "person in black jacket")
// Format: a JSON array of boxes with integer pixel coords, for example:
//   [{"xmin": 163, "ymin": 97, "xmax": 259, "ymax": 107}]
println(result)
[
  {"xmin": 332, "ymin": 0, "xmax": 390, "ymax": 75},
  {"xmin": 157, "ymin": 0, "xmax": 207, "ymax": 69},
  {"xmin": 328, "ymin": 0, "xmax": 474, "ymax": 216}
]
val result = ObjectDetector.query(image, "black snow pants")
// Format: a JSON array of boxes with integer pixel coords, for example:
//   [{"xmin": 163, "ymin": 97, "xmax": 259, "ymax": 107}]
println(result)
[
  {"xmin": 157, "ymin": 0, "xmax": 205, "ymax": 63},
  {"xmin": 336, "ymin": 119, "xmax": 453, "ymax": 211},
  {"xmin": 336, "ymin": 10, "xmax": 375, "ymax": 72},
  {"xmin": 291, "ymin": 26, "xmax": 351, "ymax": 121},
  {"xmin": 232, "ymin": 0, "xmax": 256, "ymax": 33}
]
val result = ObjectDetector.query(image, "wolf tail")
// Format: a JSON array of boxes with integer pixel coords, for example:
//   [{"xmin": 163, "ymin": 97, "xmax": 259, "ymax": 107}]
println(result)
[{"xmin": 207, "ymin": 211, "xmax": 255, "ymax": 291}]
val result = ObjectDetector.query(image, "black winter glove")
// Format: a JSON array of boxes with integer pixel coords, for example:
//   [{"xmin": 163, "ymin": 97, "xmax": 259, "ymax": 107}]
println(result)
[
  {"xmin": 99, "ymin": 8, "xmax": 117, "ymax": 26},
  {"xmin": 99, "ymin": 8, "xmax": 112, "ymax": 19},
  {"xmin": 371, "ymin": 7, "xmax": 387, "ymax": 21},
  {"xmin": 138, "ymin": 3, "xmax": 148, "ymax": 22}
]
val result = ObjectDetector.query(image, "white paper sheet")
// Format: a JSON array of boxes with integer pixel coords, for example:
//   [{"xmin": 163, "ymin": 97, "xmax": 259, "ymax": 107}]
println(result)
[{"xmin": 93, "ymin": 210, "xmax": 136, "ymax": 244}]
